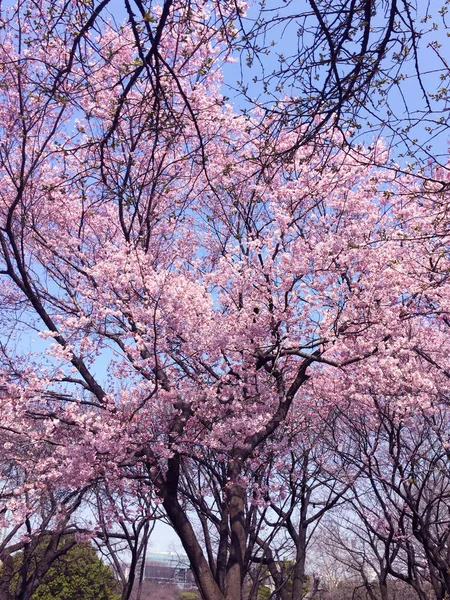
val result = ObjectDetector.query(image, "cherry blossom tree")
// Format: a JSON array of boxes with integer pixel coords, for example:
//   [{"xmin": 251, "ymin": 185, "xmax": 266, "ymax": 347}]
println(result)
[{"xmin": 1, "ymin": 1, "xmax": 450, "ymax": 600}]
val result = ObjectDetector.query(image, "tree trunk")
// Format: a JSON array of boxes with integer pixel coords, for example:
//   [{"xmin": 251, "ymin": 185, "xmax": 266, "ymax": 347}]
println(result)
[
  {"xmin": 0, "ymin": 552, "xmax": 14, "ymax": 600},
  {"xmin": 291, "ymin": 524, "xmax": 307, "ymax": 600},
  {"xmin": 224, "ymin": 461, "xmax": 247, "ymax": 600},
  {"xmin": 163, "ymin": 493, "xmax": 224, "ymax": 600}
]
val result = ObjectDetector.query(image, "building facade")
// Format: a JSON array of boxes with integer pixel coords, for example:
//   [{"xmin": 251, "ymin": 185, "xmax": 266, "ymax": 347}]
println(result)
[{"xmin": 139, "ymin": 552, "xmax": 196, "ymax": 590}]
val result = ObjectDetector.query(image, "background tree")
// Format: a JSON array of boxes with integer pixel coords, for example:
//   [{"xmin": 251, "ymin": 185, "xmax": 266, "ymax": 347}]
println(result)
[
  {"xmin": 92, "ymin": 483, "xmax": 158, "ymax": 600},
  {"xmin": 8, "ymin": 540, "xmax": 119, "ymax": 600},
  {"xmin": 317, "ymin": 399, "xmax": 450, "ymax": 600},
  {"xmin": 0, "ymin": 481, "xmax": 87, "ymax": 600},
  {"xmin": 238, "ymin": 416, "xmax": 356, "ymax": 600}
]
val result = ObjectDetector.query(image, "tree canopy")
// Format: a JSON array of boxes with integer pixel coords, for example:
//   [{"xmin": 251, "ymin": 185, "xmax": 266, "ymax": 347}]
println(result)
[
  {"xmin": 3, "ymin": 540, "xmax": 119, "ymax": 600},
  {"xmin": 25, "ymin": 542, "xmax": 119, "ymax": 600}
]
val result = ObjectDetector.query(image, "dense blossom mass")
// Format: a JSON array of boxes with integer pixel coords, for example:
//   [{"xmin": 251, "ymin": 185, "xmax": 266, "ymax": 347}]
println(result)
[{"xmin": 0, "ymin": 1, "xmax": 450, "ymax": 600}]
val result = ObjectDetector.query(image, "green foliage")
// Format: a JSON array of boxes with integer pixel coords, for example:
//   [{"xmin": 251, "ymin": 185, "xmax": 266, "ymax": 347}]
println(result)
[
  {"xmin": 257, "ymin": 586, "xmax": 271, "ymax": 600},
  {"xmin": 10, "ymin": 540, "xmax": 119, "ymax": 600},
  {"xmin": 32, "ymin": 542, "xmax": 119, "ymax": 600},
  {"xmin": 178, "ymin": 592, "xmax": 200, "ymax": 600}
]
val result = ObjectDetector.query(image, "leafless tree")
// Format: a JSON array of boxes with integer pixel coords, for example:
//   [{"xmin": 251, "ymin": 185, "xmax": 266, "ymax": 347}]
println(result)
[
  {"xmin": 92, "ymin": 482, "xmax": 159, "ymax": 600},
  {"xmin": 322, "ymin": 400, "xmax": 450, "ymax": 600}
]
